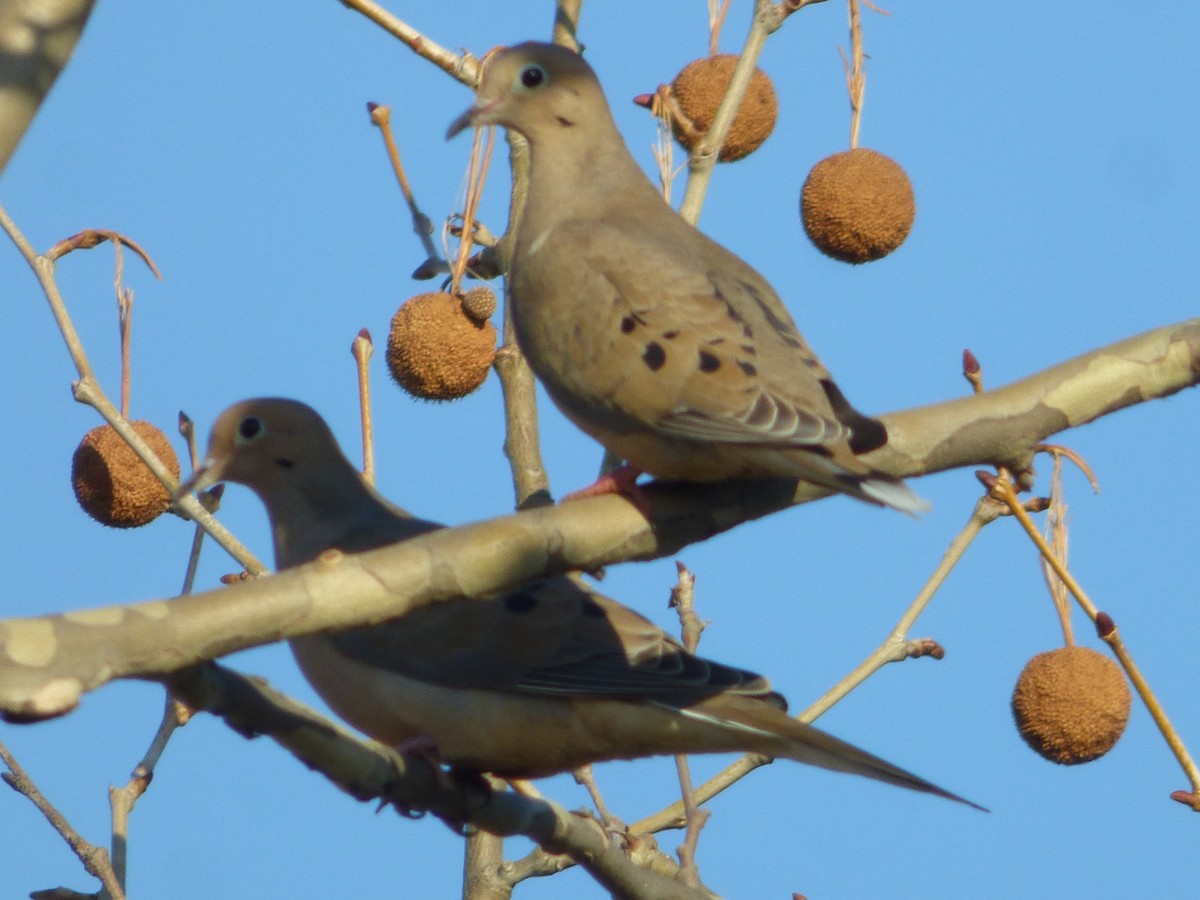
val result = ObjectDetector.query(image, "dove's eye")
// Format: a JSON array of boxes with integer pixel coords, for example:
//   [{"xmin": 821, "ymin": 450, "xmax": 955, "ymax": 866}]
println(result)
[
  {"xmin": 518, "ymin": 63, "xmax": 547, "ymax": 91},
  {"xmin": 235, "ymin": 416, "xmax": 265, "ymax": 445}
]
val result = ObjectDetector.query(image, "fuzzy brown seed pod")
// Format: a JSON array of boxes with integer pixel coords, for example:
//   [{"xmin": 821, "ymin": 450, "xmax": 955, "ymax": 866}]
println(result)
[
  {"xmin": 72, "ymin": 421, "xmax": 181, "ymax": 528},
  {"xmin": 386, "ymin": 291, "xmax": 497, "ymax": 401},
  {"xmin": 460, "ymin": 286, "xmax": 497, "ymax": 325},
  {"xmin": 1011, "ymin": 646, "xmax": 1132, "ymax": 765},
  {"xmin": 670, "ymin": 55, "xmax": 777, "ymax": 163},
  {"xmin": 801, "ymin": 148, "xmax": 915, "ymax": 263}
]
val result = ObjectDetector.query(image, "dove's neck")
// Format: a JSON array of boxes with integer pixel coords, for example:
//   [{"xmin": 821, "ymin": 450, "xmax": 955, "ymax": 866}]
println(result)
[
  {"xmin": 254, "ymin": 463, "xmax": 419, "ymax": 570},
  {"xmin": 520, "ymin": 114, "xmax": 665, "ymax": 236}
]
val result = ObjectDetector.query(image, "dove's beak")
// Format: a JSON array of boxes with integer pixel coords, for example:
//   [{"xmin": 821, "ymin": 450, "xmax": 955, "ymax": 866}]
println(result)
[
  {"xmin": 173, "ymin": 458, "xmax": 224, "ymax": 504},
  {"xmin": 446, "ymin": 99, "xmax": 500, "ymax": 140}
]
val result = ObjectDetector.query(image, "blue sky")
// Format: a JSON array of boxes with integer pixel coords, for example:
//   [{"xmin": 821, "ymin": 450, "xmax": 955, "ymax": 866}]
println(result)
[{"xmin": 2, "ymin": 2, "xmax": 1197, "ymax": 897}]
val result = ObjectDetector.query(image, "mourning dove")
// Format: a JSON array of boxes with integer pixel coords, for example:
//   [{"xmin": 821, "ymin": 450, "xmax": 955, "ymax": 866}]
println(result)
[
  {"xmin": 183, "ymin": 398, "xmax": 974, "ymax": 806},
  {"xmin": 448, "ymin": 43, "xmax": 925, "ymax": 513}
]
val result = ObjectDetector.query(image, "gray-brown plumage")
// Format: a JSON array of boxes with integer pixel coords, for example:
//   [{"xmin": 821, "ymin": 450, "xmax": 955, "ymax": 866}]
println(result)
[
  {"xmin": 185, "ymin": 398, "xmax": 974, "ymax": 807},
  {"xmin": 448, "ymin": 42, "xmax": 925, "ymax": 513}
]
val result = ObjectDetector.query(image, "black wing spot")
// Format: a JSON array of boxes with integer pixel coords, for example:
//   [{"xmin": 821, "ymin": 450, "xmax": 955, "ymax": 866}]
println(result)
[
  {"xmin": 712, "ymin": 283, "xmax": 744, "ymax": 322},
  {"xmin": 504, "ymin": 592, "xmax": 539, "ymax": 614},
  {"xmin": 698, "ymin": 351, "xmax": 721, "ymax": 373},
  {"xmin": 643, "ymin": 342, "xmax": 666, "ymax": 371},
  {"xmin": 709, "ymin": 277, "xmax": 756, "ymax": 340},
  {"xmin": 662, "ymin": 330, "xmax": 679, "ymax": 340},
  {"xmin": 274, "ymin": 457, "xmax": 294, "ymax": 470},
  {"xmin": 737, "ymin": 360, "xmax": 758, "ymax": 377},
  {"xmin": 740, "ymin": 279, "xmax": 803, "ymax": 349},
  {"xmin": 620, "ymin": 316, "xmax": 637, "ymax": 334}
]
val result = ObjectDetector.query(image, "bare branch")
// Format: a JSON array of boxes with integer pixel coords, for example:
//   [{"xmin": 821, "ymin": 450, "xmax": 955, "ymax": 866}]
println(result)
[
  {"xmin": 338, "ymin": 0, "xmax": 480, "ymax": 86},
  {"xmin": 0, "ymin": 0, "xmax": 98, "ymax": 174},
  {"xmin": 167, "ymin": 661, "xmax": 716, "ymax": 900},
  {"xmin": 0, "ymin": 320, "xmax": 1196, "ymax": 724},
  {"xmin": 0, "ymin": 740, "xmax": 125, "ymax": 899},
  {"xmin": 679, "ymin": 0, "xmax": 774, "ymax": 223}
]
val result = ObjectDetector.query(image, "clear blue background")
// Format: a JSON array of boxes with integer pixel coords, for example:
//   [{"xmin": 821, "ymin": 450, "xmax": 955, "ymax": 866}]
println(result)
[{"xmin": 2, "ymin": 2, "xmax": 1197, "ymax": 897}]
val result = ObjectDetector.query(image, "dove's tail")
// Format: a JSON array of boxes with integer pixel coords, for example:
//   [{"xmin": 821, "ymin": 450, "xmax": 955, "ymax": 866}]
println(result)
[
  {"xmin": 771, "ymin": 718, "xmax": 985, "ymax": 810},
  {"xmin": 689, "ymin": 696, "xmax": 984, "ymax": 810},
  {"xmin": 855, "ymin": 476, "xmax": 931, "ymax": 517}
]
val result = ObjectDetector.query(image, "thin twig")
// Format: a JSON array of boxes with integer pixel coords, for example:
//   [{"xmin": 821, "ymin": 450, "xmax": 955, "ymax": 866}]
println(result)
[
  {"xmin": 109, "ymin": 695, "xmax": 190, "ymax": 890},
  {"xmin": 801, "ymin": 493, "xmax": 1001, "ymax": 720},
  {"xmin": 572, "ymin": 764, "xmax": 620, "ymax": 828},
  {"xmin": 777, "ymin": 0, "xmax": 834, "ymax": 20},
  {"xmin": 551, "ymin": 0, "xmax": 583, "ymax": 51},
  {"xmin": 0, "ymin": 201, "xmax": 265, "ymax": 573},
  {"xmin": 631, "ymin": 755, "xmax": 766, "ymax": 835},
  {"xmin": 843, "ymin": 0, "xmax": 866, "ymax": 149},
  {"xmin": 1039, "ymin": 453, "xmax": 1075, "ymax": 646},
  {"xmin": 1034, "ymin": 442, "xmax": 1101, "ymax": 492},
  {"xmin": 351, "ymin": 329, "xmax": 376, "ymax": 484},
  {"xmin": 491, "ymin": 132, "xmax": 551, "ymax": 509},
  {"xmin": 0, "ymin": 740, "xmax": 126, "ymax": 900},
  {"xmin": 669, "ymin": 562, "xmax": 705, "ymax": 653},
  {"xmin": 450, "ymin": 126, "xmax": 495, "ymax": 294},
  {"xmin": 368, "ymin": 104, "xmax": 444, "ymax": 277},
  {"xmin": 672, "ymin": 754, "xmax": 709, "ymax": 889},
  {"xmin": 177, "ymin": 411, "xmax": 215, "ymax": 597},
  {"xmin": 338, "ymin": 0, "xmax": 480, "ymax": 85},
  {"xmin": 668, "ymin": 563, "xmax": 709, "ymax": 887},
  {"xmin": 650, "ymin": 88, "xmax": 682, "ymax": 203},
  {"xmin": 707, "ymin": 0, "xmax": 733, "ymax": 55},
  {"xmin": 115, "ymin": 242, "xmax": 133, "ymax": 420},
  {"xmin": 636, "ymin": 492, "xmax": 1003, "ymax": 836},
  {"xmin": 45, "ymin": 228, "xmax": 162, "ymax": 278},
  {"xmin": 678, "ymin": 0, "xmax": 774, "ymax": 223}
]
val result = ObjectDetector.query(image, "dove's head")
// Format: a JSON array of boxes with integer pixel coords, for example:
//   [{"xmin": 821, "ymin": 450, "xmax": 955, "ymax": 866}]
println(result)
[
  {"xmin": 447, "ymin": 42, "xmax": 611, "ymax": 143},
  {"xmin": 179, "ymin": 398, "xmax": 344, "ymax": 498}
]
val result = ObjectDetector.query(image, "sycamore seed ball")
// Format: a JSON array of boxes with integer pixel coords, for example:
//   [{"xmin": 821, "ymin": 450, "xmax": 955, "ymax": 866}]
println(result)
[
  {"xmin": 386, "ymin": 291, "xmax": 497, "ymax": 401},
  {"xmin": 801, "ymin": 148, "xmax": 915, "ymax": 264},
  {"xmin": 72, "ymin": 421, "xmax": 181, "ymax": 528},
  {"xmin": 460, "ymin": 286, "xmax": 497, "ymax": 325},
  {"xmin": 1011, "ymin": 646, "xmax": 1131, "ymax": 765},
  {"xmin": 670, "ymin": 55, "xmax": 777, "ymax": 163}
]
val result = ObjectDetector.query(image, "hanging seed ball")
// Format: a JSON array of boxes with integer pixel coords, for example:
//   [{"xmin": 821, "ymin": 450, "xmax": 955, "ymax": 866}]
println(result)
[
  {"xmin": 386, "ymin": 291, "xmax": 497, "ymax": 401},
  {"xmin": 670, "ymin": 55, "xmax": 777, "ymax": 162},
  {"xmin": 460, "ymin": 286, "xmax": 497, "ymax": 325},
  {"xmin": 1011, "ymin": 646, "xmax": 1132, "ymax": 765},
  {"xmin": 801, "ymin": 148, "xmax": 916, "ymax": 263},
  {"xmin": 72, "ymin": 421, "xmax": 181, "ymax": 528}
]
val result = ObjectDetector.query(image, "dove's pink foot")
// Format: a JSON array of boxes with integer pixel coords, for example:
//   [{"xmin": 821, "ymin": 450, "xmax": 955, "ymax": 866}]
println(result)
[
  {"xmin": 395, "ymin": 735, "xmax": 484, "ymax": 795},
  {"xmin": 562, "ymin": 464, "xmax": 650, "ymax": 516},
  {"xmin": 396, "ymin": 734, "xmax": 447, "ymax": 773}
]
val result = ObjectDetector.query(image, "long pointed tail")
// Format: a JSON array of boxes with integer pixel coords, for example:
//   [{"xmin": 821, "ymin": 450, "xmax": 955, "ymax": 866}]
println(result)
[{"xmin": 699, "ymin": 696, "xmax": 984, "ymax": 809}]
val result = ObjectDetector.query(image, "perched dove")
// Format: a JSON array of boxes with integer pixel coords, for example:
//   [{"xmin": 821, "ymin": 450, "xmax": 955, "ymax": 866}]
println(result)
[
  {"xmin": 184, "ymin": 398, "xmax": 974, "ymax": 805},
  {"xmin": 448, "ymin": 43, "xmax": 924, "ymax": 513}
]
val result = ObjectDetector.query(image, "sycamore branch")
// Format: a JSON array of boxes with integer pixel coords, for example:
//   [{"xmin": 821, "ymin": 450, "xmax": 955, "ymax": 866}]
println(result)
[
  {"xmin": 0, "ymin": 0, "xmax": 97, "ymax": 175},
  {"xmin": 167, "ymin": 662, "xmax": 710, "ymax": 900},
  {"xmin": 0, "ymin": 318, "xmax": 1195, "ymax": 723}
]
